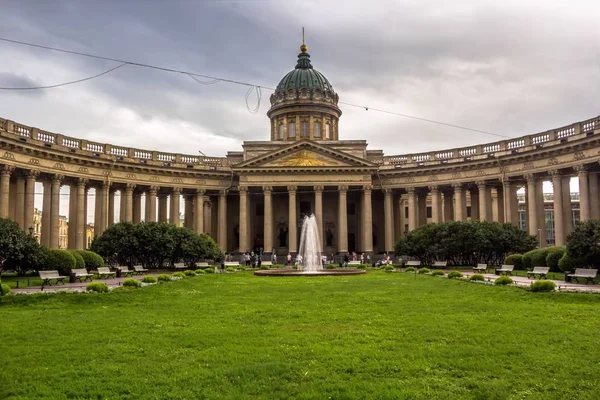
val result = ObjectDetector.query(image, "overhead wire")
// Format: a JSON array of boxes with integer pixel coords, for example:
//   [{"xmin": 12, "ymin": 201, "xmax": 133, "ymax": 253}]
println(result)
[{"xmin": 0, "ymin": 36, "xmax": 507, "ymax": 138}]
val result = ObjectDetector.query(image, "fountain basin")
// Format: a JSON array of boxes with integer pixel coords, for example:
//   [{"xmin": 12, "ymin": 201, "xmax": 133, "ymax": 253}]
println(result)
[{"xmin": 254, "ymin": 269, "xmax": 366, "ymax": 277}]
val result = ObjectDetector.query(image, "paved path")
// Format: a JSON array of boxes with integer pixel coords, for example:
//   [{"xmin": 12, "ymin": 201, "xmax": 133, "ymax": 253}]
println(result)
[
  {"xmin": 459, "ymin": 270, "xmax": 600, "ymax": 293},
  {"xmin": 11, "ymin": 274, "xmax": 161, "ymax": 294}
]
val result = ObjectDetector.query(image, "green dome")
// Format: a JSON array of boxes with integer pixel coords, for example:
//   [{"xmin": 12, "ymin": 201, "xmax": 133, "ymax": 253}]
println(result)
[{"xmin": 276, "ymin": 51, "xmax": 335, "ymax": 93}]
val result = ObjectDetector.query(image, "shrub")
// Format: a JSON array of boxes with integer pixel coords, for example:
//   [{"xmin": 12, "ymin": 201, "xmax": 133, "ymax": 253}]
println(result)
[
  {"xmin": 356, "ymin": 264, "xmax": 368, "ymax": 270},
  {"xmin": 86, "ymin": 282, "xmax": 108, "ymax": 293},
  {"xmin": 141, "ymin": 276, "xmax": 157, "ymax": 284},
  {"xmin": 0, "ymin": 283, "xmax": 11, "ymax": 296},
  {"xmin": 44, "ymin": 249, "xmax": 76, "ymax": 276},
  {"xmin": 495, "ymin": 276, "xmax": 513, "ymax": 285},
  {"xmin": 184, "ymin": 270, "xmax": 196, "ymax": 277},
  {"xmin": 566, "ymin": 220, "xmax": 600, "ymax": 269},
  {"xmin": 448, "ymin": 271, "xmax": 463, "ymax": 279},
  {"xmin": 157, "ymin": 274, "xmax": 172, "ymax": 282},
  {"xmin": 546, "ymin": 246, "xmax": 566, "ymax": 272},
  {"xmin": 531, "ymin": 280, "xmax": 557, "ymax": 292},
  {"xmin": 531, "ymin": 248, "xmax": 551, "ymax": 267},
  {"xmin": 469, "ymin": 274, "xmax": 485, "ymax": 282},
  {"xmin": 122, "ymin": 278, "xmax": 141, "ymax": 288},
  {"xmin": 259, "ymin": 265, "xmax": 270, "ymax": 270},
  {"xmin": 69, "ymin": 251, "xmax": 86, "ymax": 269},
  {"xmin": 418, "ymin": 267, "xmax": 431, "ymax": 274},
  {"xmin": 195, "ymin": 269, "xmax": 206, "ymax": 275},
  {"xmin": 238, "ymin": 266, "xmax": 246, "ymax": 271},
  {"xmin": 205, "ymin": 268, "xmax": 215, "ymax": 274},
  {"xmin": 225, "ymin": 266, "xmax": 236, "ymax": 273},
  {"xmin": 404, "ymin": 266, "xmax": 416, "ymax": 273},
  {"xmin": 504, "ymin": 254, "xmax": 524, "ymax": 270},
  {"xmin": 558, "ymin": 253, "xmax": 582, "ymax": 272},
  {"xmin": 383, "ymin": 265, "xmax": 395, "ymax": 272},
  {"xmin": 173, "ymin": 272, "xmax": 186, "ymax": 279},
  {"xmin": 521, "ymin": 249, "xmax": 539, "ymax": 270},
  {"xmin": 75, "ymin": 250, "xmax": 104, "ymax": 270},
  {"xmin": 326, "ymin": 264, "xmax": 337, "ymax": 269},
  {"xmin": 431, "ymin": 270, "xmax": 445, "ymax": 276}
]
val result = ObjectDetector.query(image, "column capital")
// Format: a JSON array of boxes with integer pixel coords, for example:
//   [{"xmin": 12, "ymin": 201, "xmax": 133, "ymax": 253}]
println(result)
[
  {"xmin": 125, "ymin": 183, "xmax": 136, "ymax": 192},
  {"xmin": 523, "ymin": 173, "xmax": 537, "ymax": 183},
  {"xmin": 148, "ymin": 185, "xmax": 159, "ymax": 195},
  {"xmin": 574, "ymin": 164, "xmax": 589, "ymax": 174},
  {"xmin": 51, "ymin": 174, "xmax": 64, "ymax": 184},
  {"xmin": 196, "ymin": 188, "xmax": 205, "ymax": 196},
  {"xmin": 338, "ymin": 185, "xmax": 348, "ymax": 192},
  {"xmin": 475, "ymin": 180, "xmax": 487, "ymax": 188},
  {"xmin": 313, "ymin": 185, "xmax": 324, "ymax": 193},
  {"xmin": 406, "ymin": 186, "xmax": 416, "ymax": 194},
  {"xmin": 383, "ymin": 188, "xmax": 393, "ymax": 195},
  {"xmin": 263, "ymin": 186, "xmax": 272, "ymax": 194},
  {"xmin": 362, "ymin": 185, "xmax": 372, "ymax": 192},
  {"xmin": 239, "ymin": 186, "xmax": 248, "ymax": 193},
  {"xmin": 1, "ymin": 165, "xmax": 14, "ymax": 175},
  {"xmin": 25, "ymin": 169, "xmax": 40, "ymax": 179},
  {"xmin": 428, "ymin": 185, "xmax": 439, "ymax": 192},
  {"xmin": 77, "ymin": 177, "xmax": 89, "ymax": 187},
  {"xmin": 219, "ymin": 189, "xmax": 228, "ymax": 197},
  {"xmin": 548, "ymin": 169, "xmax": 562, "ymax": 178},
  {"xmin": 287, "ymin": 185, "xmax": 297, "ymax": 193},
  {"xmin": 451, "ymin": 183, "xmax": 462, "ymax": 190}
]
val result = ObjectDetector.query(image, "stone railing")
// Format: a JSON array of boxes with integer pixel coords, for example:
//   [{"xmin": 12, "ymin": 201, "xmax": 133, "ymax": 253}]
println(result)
[
  {"xmin": 381, "ymin": 116, "xmax": 599, "ymax": 168},
  {"xmin": 0, "ymin": 117, "xmax": 229, "ymax": 170}
]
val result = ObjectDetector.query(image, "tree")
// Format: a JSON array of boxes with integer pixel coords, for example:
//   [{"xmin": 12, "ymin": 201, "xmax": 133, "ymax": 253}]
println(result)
[
  {"xmin": 566, "ymin": 220, "xmax": 600, "ymax": 268},
  {"xmin": 90, "ymin": 222, "xmax": 138, "ymax": 267},
  {"xmin": 0, "ymin": 218, "xmax": 46, "ymax": 275}
]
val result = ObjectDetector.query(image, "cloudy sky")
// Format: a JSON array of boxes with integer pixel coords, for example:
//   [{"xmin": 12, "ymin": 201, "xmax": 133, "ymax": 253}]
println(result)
[{"xmin": 0, "ymin": 0, "xmax": 596, "ymax": 218}]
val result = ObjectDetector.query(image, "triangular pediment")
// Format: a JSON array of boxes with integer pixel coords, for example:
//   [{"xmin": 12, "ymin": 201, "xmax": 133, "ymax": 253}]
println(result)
[{"xmin": 234, "ymin": 141, "xmax": 377, "ymax": 170}]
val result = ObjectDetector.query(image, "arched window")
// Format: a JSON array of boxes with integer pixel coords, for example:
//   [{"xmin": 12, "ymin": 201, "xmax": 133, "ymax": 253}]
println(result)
[
  {"xmin": 314, "ymin": 121, "xmax": 321, "ymax": 138},
  {"xmin": 278, "ymin": 123, "xmax": 284, "ymax": 139},
  {"xmin": 301, "ymin": 120, "xmax": 309, "ymax": 137},
  {"xmin": 288, "ymin": 122, "xmax": 296, "ymax": 138},
  {"xmin": 325, "ymin": 122, "xmax": 331, "ymax": 139}
]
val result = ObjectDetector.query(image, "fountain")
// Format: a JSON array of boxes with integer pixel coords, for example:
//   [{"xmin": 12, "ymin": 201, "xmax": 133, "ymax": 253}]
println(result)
[{"xmin": 254, "ymin": 214, "xmax": 366, "ymax": 276}]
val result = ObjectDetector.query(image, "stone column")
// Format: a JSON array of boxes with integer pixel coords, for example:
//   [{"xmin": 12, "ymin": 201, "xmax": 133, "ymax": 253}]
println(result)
[
  {"xmin": 398, "ymin": 197, "xmax": 406, "ymax": 236},
  {"xmin": 417, "ymin": 191, "xmax": 427, "ymax": 226},
  {"xmin": 407, "ymin": 187, "xmax": 417, "ymax": 231},
  {"xmin": 146, "ymin": 186, "xmax": 158, "ymax": 222},
  {"xmin": 94, "ymin": 185, "xmax": 104, "ymax": 238},
  {"xmin": 68, "ymin": 183, "xmax": 78, "ymax": 249},
  {"xmin": 288, "ymin": 186, "xmax": 298, "ymax": 253},
  {"xmin": 383, "ymin": 189, "xmax": 394, "ymax": 253},
  {"xmin": 477, "ymin": 181, "xmax": 490, "ymax": 222},
  {"xmin": 550, "ymin": 171, "xmax": 565, "ymax": 246},
  {"xmin": 24, "ymin": 170, "xmax": 38, "ymax": 232},
  {"xmin": 100, "ymin": 183, "xmax": 110, "ymax": 234},
  {"xmin": 337, "ymin": 185, "xmax": 348, "ymax": 253},
  {"xmin": 576, "ymin": 165, "xmax": 590, "ymax": 222},
  {"xmin": 524, "ymin": 174, "xmax": 538, "ymax": 237},
  {"xmin": 562, "ymin": 176, "xmax": 572, "ymax": 236},
  {"xmin": 108, "ymin": 189, "xmax": 116, "ymax": 226},
  {"xmin": 158, "ymin": 193, "xmax": 168, "ymax": 223},
  {"xmin": 429, "ymin": 185, "xmax": 441, "ymax": 223},
  {"xmin": 239, "ymin": 187, "xmax": 248, "ymax": 252},
  {"xmin": 169, "ymin": 188, "xmax": 181, "ymax": 225},
  {"xmin": 503, "ymin": 179, "xmax": 518, "ymax": 226},
  {"xmin": 14, "ymin": 173, "xmax": 25, "ymax": 229},
  {"xmin": 452, "ymin": 183, "xmax": 465, "ymax": 222},
  {"xmin": 50, "ymin": 175, "xmax": 63, "ymax": 249},
  {"xmin": 194, "ymin": 189, "xmax": 205, "ymax": 234},
  {"xmin": 263, "ymin": 186, "xmax": 273, "ymax": 254},
  {"xmin": 589, "ymin": 171, "xmax": 600, "ymax": 220},
  {"xmin": 0, "ymin": 165, "xmax": 13, "ymax": 218},
  {"xmin": 41, "ymin": 179, "xmax": 51, "ymax": 247},
  {"xmin": 132, "ymin": 193, "xmax": 142, "ymax": 224},
  {"xmin": 123, "ymin": 184, "xmax": 135, "ymax": 223},
  {"xmin": 443, "ymin": 190, "xmax": 453, "ymax": 222},
  {"xmin": 362, "ymin": 185, "xmax": 373, "ymax": 253},
  {"xmin": 76, "ymin": 178, "xmax": 87, "ymax": 250},
  {"xmin": 495, "ymin": 186, "xmax": 505, "ymax": 223},
  {"xmin": 535, "ymin": 180, "xmax": 546, "ymax": 247},
  {"xmin": 314, "ymin": 186, "xmax": 323, "ymax": 252},
  {"xmin": 218, "ymin": 190, "xmax": 228, "ymax": 251}
]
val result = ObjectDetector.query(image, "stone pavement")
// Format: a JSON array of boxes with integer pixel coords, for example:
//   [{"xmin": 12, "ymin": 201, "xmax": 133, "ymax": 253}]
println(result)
[
  {"xmin": 10, "ymin": 273, "xmax": 161, "ymax": 294},
  {"xmin": 459, "ymin": 270, "xmax": 600, "ymax": 293}
]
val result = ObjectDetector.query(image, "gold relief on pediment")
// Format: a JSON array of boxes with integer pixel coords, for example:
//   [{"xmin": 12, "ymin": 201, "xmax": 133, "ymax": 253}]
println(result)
[{"xmin": 266, "ymin": 150, "xmax": 345, "ymax": 167}]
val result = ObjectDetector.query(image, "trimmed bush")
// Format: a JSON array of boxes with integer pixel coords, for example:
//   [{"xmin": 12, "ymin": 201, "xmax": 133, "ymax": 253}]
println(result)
[
  {"xmin": 75, "ymin": 250, "xmax": 105, "ymax": 270},
  {"xmin": 356, "ymin": 264, "xmax": 368, "ymax": 270},
  {"xmin": 404, "ymin": 266, "xmax": 416, "ymax": 273},
  {"xmin": 69, "ymin": 251, "xmax": 86, "ymax": 269},
  {"xmin": 469, "ymin": 274, "xmax": 485, "ymax": 282},
  {"xmin": 122, "ymin": 278, "xmax": 141, "ymax": 288},
  {"xmin": 259, "ymin": 265, "xmax": 269, "ymax": 270},
  {"xmin": 326, "ymin": 264, "xmax": 337, "ymax": 269},
  {"xmin": 141, "ymin": 276, "xmax": 157, "ymax": 284},
  {"xmin": 0, "ymin": 283, "xmax": 11, "ymax": 296},
  {"xmin": 225, "ymin": 266, "xmax": 236, "ymax": 273},
  {"xmin": 531, "ymin": 248, "xmax": 551, "ymax": 267},
  {"xmin": 531, "ymin": 280, "xmax": 557, "ymax": 292},
  {"xmin": 183, "ymin": 270, "xmax": 196, "ymax": 277},
  {"xmin": 238, "ymin": 266, "xmax": 246, "ymax": 271},
  {"xmin": 546, "ymin": 246, "xmax": 566, "ymax": 272},
  {"xmin": 157, "ymin": 274, "xmax": 172, "ymax": 282},
  {"xmin": 448, "ymin": 271, "xmax": 463, "ymax": 279},
  {"xmin": 86, "ymin": 282, "xmax": 108, "ymax": 293},
  {"xmin": 431, "ymin": 270, "xmax": 445, "ymax": 276},
  {"xmin": 45, "ymin": 249, "xmax": 77, "ymax": 276},
  {"xmin": 195, "ymin": 269, "xmax": 206, "ymax": 275},
  {"xmin": 173, "ymin": 272, "xmax": 186, "ymax": 279},
  {"xmin": 522, "ymin": 249, "xmax": 539, "ymax": 270},
  {"xmin": 418, "ymin": 267, "xmax": 431, "ymax": 274},
  {"xmin": 558, "ymin": 253, "xmax": 581, "ymax": 272},
  {"xmin": 495, "ymin": 276, "xmax": 513, "ymax": 285},
  {"xmin": 383, "ymin": 265, "xmax": 395, "ymax": 272},
  {"xmin": 205, "ymin": 267, "xmax": 215, "ymax": 274},
  {"xmin": 504, "ymin": 254, "xmax": 524, "ymax": 270}
]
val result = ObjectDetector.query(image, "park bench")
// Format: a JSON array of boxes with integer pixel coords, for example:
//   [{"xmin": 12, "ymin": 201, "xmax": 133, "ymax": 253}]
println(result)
[
  {"xmin": 173, "ymin": 263, "xmax": 186, "ymax": 270},
  {"xmin": 96, "ymin": 267, "xmax": 116, "ymax": 279},
  {"xmin": 39, "ymin": 270, "xmax": 67, "ymax": 286},
  {"xmin": 566, "ymin": 268, "xmax": 598, "ymax": 284},
  {"xmin": 348, "ymin": 260, "xmax": 361, "ymax": 266},
  {"xmin": 224, "ymin": 261, "xmax": 240, "ymax": 268},
  {"xmin": 133, "ymin": 265, "xmax": 148, "ymax": 274},
  {"xmin": 118, "ymin": 266, "xmax": 135, "ymax": 277},
  {"xmin": 405, "ymin": 261, "xmax": 421, "ymax": 267},
  {"xmin": 195, "ymin": 262, "xmax": 210, "ymax": 268},
  {"xmin": 260, "ymin": 261, "xmax": 273, "ymax": 267},
  {"xmin": 495, "ymin": 265, "xmax": 514, "ymax": 276},
  {"xmin": 432, "ymin": 261, "xmax": 447, "ymax": 268},
  {"xmin": 527, "ymin": 267, "xmax": 550, "ymax": 280},
  {"xmin": 473, "ymin": 264, "xmax": 488, "ymax": 273},
  {"xmin": 72, "ymin": 268, "xmax": 93, "ymax": 282}
]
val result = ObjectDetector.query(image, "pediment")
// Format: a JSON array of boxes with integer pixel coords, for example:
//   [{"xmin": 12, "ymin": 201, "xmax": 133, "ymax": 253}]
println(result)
[{"xmin": 234, "ymin": 141, "xmax": 377, "ymax": 170}]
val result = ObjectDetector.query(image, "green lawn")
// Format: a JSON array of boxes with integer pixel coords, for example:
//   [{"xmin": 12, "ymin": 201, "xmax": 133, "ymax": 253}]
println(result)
[{"xmin": 1, "ymin": 272, "xmax": 599, "ymax": 399}]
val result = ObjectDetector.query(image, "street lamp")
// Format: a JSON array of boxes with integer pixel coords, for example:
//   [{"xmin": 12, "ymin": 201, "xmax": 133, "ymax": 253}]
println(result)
[{"xmin": 537, "ymin": 228, "xmax": 542, "ymax": 248}]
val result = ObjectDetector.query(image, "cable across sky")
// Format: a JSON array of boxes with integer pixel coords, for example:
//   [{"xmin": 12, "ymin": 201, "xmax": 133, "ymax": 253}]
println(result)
[{"xmin": 0, "ymin": 36, "xmax": 509, "ymax": 139}]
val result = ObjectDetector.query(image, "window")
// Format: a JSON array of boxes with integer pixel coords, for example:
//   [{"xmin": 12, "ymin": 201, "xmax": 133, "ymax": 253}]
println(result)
[
  {"xmin": 325, "ymin": 122, "xmax": 331, "ymax": 139},
  {"xmin": 278, "ymin": 123, "xmax": 284, "ymax": 139},
  {"xmin": 288, "ymin": 122, "xmax": 296, "ymax": 138},
  {"xmin": 404, "ymin": 207, "xmax": 408, "ymax": 218},
  {"xmin": 314, "ymin": 121, "xmax": 321, "ymax": 138},
  {"xmin": 466, "ymin": 206, "xmax": 472, "ymax": 218},
  {"xmin": 426, "ymin": 207, "xmax": 432, "ymax": 218},
  {"xmin": 301, "ymin": 120, "xmax": 309, "ymax": 137}
]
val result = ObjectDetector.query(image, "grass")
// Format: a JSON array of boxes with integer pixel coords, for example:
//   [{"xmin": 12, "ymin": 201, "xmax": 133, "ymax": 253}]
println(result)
[{"xmin": 1, "ymin": 272, "xmax": 600, "ymax": 399}]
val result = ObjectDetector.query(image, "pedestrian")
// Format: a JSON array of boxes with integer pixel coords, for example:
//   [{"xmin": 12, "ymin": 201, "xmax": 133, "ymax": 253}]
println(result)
[{"xmin": 286, "ymin": 253, "xmax": 292, "ymax": 267}]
